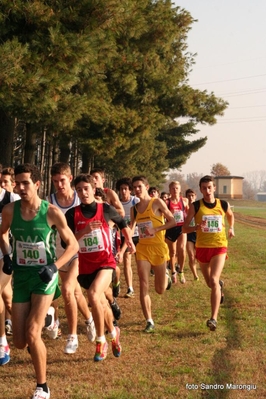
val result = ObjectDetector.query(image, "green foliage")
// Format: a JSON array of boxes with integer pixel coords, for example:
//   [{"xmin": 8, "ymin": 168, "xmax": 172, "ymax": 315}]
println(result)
[{"xmin": 0, "ymin": 0, "xmax": 228, "ymax": 183}]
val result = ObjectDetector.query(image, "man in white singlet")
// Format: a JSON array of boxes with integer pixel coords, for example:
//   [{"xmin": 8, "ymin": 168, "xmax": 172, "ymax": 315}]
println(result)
[{"xmin": 50, "ymin": 162, "xmax": 96, "ymax": 354}]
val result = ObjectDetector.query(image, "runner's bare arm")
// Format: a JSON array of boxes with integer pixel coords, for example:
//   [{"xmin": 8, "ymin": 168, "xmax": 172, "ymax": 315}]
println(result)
[
  {"xmin": 153, "ymin": 198, "xmax": 176, "ymax": 232},
  {"xmin": 226, "ymin": 203, "xmax": 235, "ymax": 238},
  {"xmin": 47, "ymin": 205, "xmax": 79, "ymax": 269},
  {"xmin": 182, "ymin": 204, "xmax": 196, "ymax": 233},
  {"xmin": 107, "ymin": 190, "xmax": 125, "ymax": 217},
  {"xmin": 0, "ymin": 203, "xmax": 14, "ymax": 255}
]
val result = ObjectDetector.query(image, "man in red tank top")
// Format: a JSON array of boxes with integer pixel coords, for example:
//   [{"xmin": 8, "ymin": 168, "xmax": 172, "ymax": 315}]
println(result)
[
  {"xmin": 165, "ymin": 181, "xmax": 189, "ymax": 284},
  {"xmin": 64, "ymin": 174, "xmax": 135, "ymax": 362}
]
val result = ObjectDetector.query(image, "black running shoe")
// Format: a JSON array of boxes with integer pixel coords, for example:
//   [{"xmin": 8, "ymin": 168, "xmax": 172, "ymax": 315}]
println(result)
[
  {"xmin": 112, "ymin": 282, "xmax": 120, "ymax": 298},
  {"xmin": 219, "ymin": 280, "xmax": 224, "ymax": 304},
  {"xmin": 110, "ymin": 299, "xmax": 121, "ymax": 320}
]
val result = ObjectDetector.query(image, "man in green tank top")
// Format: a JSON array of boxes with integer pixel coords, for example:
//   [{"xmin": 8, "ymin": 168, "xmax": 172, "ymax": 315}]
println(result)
[{"xmin": 0, "ymin": 164, "xmax": 79, "ymax": 399}]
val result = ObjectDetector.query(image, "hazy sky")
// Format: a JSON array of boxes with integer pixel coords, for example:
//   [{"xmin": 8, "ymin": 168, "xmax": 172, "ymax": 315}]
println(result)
[{"xmin": 173, "ymin": 1, "xmax": 266, "ymax": 178}]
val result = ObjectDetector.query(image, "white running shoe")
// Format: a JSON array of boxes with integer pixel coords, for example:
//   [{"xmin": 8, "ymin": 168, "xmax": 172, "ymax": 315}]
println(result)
[
  {"xmin": 86, "ymin": 319, "xmax": 96, "ymax": 342},
  {"xmin": 47, "ymin": 323, "xmax": 59, "ymax": 339},
  {"xmin": 32, "ymin": 387, "xmax": 50, "ymax": 399},
  {"xmin": 64, "ymin": 335, "xmax": 78, "ymax": 354},
  {"xmin": 44, "ymin": 307, "xmax": 55, "ymax": 329}
]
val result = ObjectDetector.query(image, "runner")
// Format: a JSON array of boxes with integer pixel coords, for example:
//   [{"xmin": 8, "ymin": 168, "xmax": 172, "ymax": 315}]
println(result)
[
  {"xmin": 0, "ymin": 163, "xmax": 79, "ymax": 399},
  {"xmin": 183, "ymin": 175, "xmax": 235, "ymax": 331},
  {"xmin": 49, "ymin": 162, "xmax": 96, "ymax": 353},
  {"xmin": 185, "ymin": 189, "xmax": 199, "ymax": 281},
  {"xmin": 165, "ymin": 181, "xmax": 189, "ymax": 284},
  {"xmin": 130, "ymin": 175, "xmax": 176, "ymax": 333},
  {"xmin": 64, "ymin": 173, "xmax": 135, "ymax": 361},
  {"xmin": 115, "ymin": 177, "xmax": 139, "ymax": 298},
  {"xmin": 0, "ymin": 167, "xmax": 20, "ymax": 365}
]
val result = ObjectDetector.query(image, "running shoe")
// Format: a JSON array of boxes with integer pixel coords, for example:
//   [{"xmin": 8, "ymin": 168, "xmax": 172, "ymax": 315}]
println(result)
[
  {"xmin": 0, "ymin": 344, "xmax": 10, "ymax": 366},
  {"xmin": 144, "ymin": 322, "xmax": 155, "ymax": 333},
  {"xmin": 219, "ymin": 280, "xmax": 225, "ymax": 304},
  {"xmin": 31, "ymin": 387, "xmax": 50, "ymax": 399},
  {"xmin": 206, "ymin": 318, "xmax": 217, "ymax": 331},
  {"xmin": 64, "ymin": 335, "xmax": 78, "ymax": 354},
  {"xmin": 171, "ymin": 271, "xmax": 177, "ymax": 284},
  {"xmin": 110, "ymin": 298, "xmax": 121, "ymax": 320},
  {"xmin": 111, "ymin": 326, "xmax": 122, "ymax": 358},
  {"xmin": 112, "ymin": 281, "xmax": 121, "ymax": 298},
  {"xmin": 179, "ymin": 272, "xmax": 186, "ymax": 284},
  {"xmin": 124, "ymin": 288, "xmax": 134, "ymax": 298},
  {"xmin": 44, "ymin": 306, "xmax": 54, "ymax": 329},
  {"xmin": 166, "ymin": 270, "xmax": 172, "ymax": 290},
  {"xmin": 94, "ymin": 341, "xmax": 108, "ymax": 362},
  {"xmin": 5, "ymin": 320, "xmax": 12, "ymax": 336},
  {"xmin": 85, "ymin": 319, "xmax": 96, "ymax": 342},
  {"xmin": 47, "ymin": 323, "xmax": 59, "ymax": 340}
]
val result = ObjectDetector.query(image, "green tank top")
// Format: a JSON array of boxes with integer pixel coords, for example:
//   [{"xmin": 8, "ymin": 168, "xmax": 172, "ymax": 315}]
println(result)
[{"xmin": 11, "ymin": 200, "xmax": 57, "ymax": 270}]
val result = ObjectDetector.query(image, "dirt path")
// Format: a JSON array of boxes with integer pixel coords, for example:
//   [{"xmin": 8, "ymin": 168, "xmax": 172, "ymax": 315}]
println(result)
[{"xmin": 234, "ymin": 212, "xmax": 266, "ymax": 230}]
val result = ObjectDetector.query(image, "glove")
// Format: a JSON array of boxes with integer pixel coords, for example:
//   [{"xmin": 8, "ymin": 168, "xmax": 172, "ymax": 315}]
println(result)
[
  {"xmin": 3, "ymin": 254, "xmax": 13, "ymax": 275},
  {"xmin": 38, "ymin": 263, "xmax": 58, "ymax": 283}
]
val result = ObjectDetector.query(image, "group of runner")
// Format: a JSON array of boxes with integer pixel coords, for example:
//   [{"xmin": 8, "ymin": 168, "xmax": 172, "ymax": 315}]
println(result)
[{"xmin": 0, "ymin": 163, "xmax": 234, "ymax": 399}]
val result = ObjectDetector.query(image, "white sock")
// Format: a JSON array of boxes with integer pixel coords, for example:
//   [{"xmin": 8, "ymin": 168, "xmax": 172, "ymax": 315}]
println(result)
[
  {"xmin": 96, "ymin": 335, "xmax": 106, "ymax": 343},
  {"xmin": 147, "ymin": 319, "xmax": 154, "ymax": 325},
  {"xmin": 109, "ymin": 328, "xmax": 116, "ymax": 340},
  {"xmin": 0, "ymin": 335, "xmax": 8, "ymax": 346}
]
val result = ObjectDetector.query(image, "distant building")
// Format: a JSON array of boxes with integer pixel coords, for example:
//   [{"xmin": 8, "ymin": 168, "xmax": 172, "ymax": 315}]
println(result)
[
  {"xmin": 214, "ymin": 176, "xmax": 244, "ymax": 199},
  {"xmin": 257, "ymin": 192, "xmax": 266, "ymax": 202}
]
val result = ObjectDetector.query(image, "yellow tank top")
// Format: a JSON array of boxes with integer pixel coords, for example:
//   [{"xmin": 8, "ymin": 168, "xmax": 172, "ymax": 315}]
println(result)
[
  {"xmin": 195, "ymin": 199, "xmax": 228, "ymax": 248},
  {"xmin": 136, "ymin": 198, "xmax": 165, "ymax": 246}
]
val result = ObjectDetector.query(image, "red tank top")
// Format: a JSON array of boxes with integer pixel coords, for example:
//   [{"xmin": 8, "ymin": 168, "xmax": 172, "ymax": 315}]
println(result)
[
  {"xmin": 74, "ymin": 203, "xmax": 116, "ymax": 274},
  {"xmin": 168, "ymin": 197, "xmax": 187, "ymax": 226}
]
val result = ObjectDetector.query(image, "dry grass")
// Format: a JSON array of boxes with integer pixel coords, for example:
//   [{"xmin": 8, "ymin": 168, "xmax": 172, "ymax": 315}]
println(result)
[{"xmin": 1, "ymin": 208, "xmax": 266, "ymax": 398}]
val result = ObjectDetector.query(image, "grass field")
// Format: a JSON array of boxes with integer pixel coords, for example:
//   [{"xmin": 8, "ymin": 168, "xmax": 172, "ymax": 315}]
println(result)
[{"xmin": 1, "ymin": 202, "xmax": 266, "ymax": 399}]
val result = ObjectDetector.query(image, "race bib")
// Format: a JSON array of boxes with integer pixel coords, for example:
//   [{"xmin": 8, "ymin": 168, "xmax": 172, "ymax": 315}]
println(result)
[
  {"xmin": 79, "ymin": 228, "xmax": 105, "ymax": 253},
  {"xmin": 173, "ymin": 210, "xmax": 184, "ymax": 224},
  {"xmin": 138, "ymin": 221, "xmax": 155, "ymax": 239},
  {"xmin": 201, "ymin": 215, "xmax": 222, "ymax": 233},
  {"xmin": 189, "ymin": 217, "xmax": 195, "ymax": 227},
  {"xmin": 16, "ymin": 240, "xmax": 47, "ymax": 265}
]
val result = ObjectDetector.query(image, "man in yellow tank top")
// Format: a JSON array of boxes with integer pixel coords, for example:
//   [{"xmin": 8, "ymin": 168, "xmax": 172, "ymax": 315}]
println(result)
[
  {"xmin": 130, "ymin": 176, "xmax": 176, "ymax": 333},
  {"xmin": 183, "ymin": 175, "xmax": 235, "ymax": 332}
]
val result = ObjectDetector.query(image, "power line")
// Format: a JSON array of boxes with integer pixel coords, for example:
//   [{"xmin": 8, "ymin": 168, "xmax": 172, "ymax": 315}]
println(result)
[{"xmin": 191, "ymin": 73, "xmax": 266, "ymax": 86}]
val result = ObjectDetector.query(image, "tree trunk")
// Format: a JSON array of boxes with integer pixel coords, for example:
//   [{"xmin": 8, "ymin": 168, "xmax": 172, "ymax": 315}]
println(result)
[
  {"xmin": 24, "ymin": 123, "xmax": 39, "ymax": 164},
  {"xmin": 0, "ymin": 110, "xmax": 15, "ymax": 167}
]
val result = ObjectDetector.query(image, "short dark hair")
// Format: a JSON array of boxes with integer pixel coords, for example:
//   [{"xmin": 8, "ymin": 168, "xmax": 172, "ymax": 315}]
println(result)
[
  {"xmin": 95, "ymin": 187, "xmax": 107, "ymax": 201},
  {"xmin": 185, "ymin": 188, "xmax": 196, "ymax": 197},
  {"xmin": 14, "ymin": 164, "xmax": 42, "ymax": 183},
  {"xmin": 148, "ymin": 186, "xmax": 160, "ymax": 195},
  {"xmin": 199, "ymin": 175, "xmax": 215, "ymax": 187},
  {"xmin": 115, "ymin": 177, "xmax": 133, "ymax": 191},
  {"xmin": 132, "ymin": 175, "xmax": 149, "ymax": 186},
  {"xmin": 74, "ymin": 173, "xmax": 94, "ymax": 187}
]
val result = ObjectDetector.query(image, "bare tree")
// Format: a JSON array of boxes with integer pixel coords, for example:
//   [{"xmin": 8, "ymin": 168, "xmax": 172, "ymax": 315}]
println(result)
[{"xmin": 211, "ymin": 163, "xmax": 230, "ymax": 176}]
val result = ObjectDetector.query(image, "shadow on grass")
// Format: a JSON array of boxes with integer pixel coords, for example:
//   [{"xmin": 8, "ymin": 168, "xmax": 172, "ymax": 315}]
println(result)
[{"xmin": 200, "ymin": 292, "xmax": 242, "ymax": 399}]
